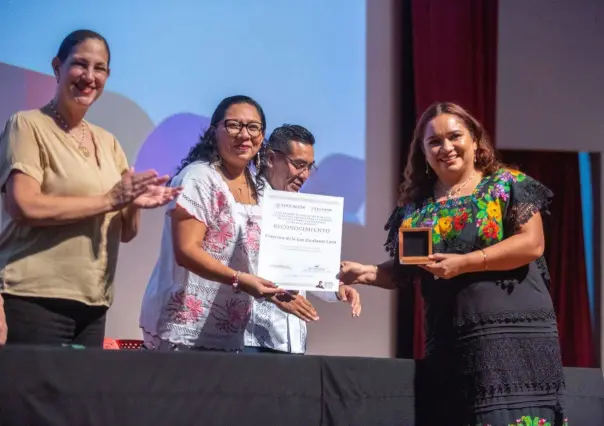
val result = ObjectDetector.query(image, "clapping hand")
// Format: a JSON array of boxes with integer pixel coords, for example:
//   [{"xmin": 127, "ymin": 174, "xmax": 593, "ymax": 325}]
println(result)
[
  {"xmin": 107, "ymin": 168, "xmax": 167, "ymax": 210},
  {"xmin": 133, "ymin": 182, "xmax": 182, "ymax": 209},
  {"xmin": 107, "ymin": 168, "xmax": 182, "ymax": 210}
]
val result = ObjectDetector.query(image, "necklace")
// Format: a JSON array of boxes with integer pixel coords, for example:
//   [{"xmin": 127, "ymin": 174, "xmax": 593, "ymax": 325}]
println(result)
[
  {"xmin": 438, "ymin": 172, "xmax": 476, "ymax": 200},
  {"xmin": 217, "ymin": 164, "xmax": 255, "ymax": 225},
  {"xmin": 237, "ymin": 184, "xmax": 255, "ymax": 226},
  {"xmin": 48, "ymin": 102, "xmax": 90, "ymax": 157}
]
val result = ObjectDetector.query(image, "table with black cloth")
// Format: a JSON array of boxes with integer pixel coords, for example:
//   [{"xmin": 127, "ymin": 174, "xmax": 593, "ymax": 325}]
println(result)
[{"xmin": 0, "ymin": 346, "xmax": 602, "ymax": 426}]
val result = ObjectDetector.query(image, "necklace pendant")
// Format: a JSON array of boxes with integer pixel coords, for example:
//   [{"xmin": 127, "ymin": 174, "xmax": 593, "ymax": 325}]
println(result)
[{"xmin": 79, "ymin": 145, "xmax": 90, "ymax": 157}]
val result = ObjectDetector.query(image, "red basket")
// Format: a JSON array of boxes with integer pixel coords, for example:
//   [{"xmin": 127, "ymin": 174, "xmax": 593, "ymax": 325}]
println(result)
[{"xmin": 103, "ymin": 338, "xmax": 143, "ymax": 350}]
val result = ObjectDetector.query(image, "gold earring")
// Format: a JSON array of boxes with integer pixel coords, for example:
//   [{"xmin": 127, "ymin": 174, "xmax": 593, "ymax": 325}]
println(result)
[{"xmin": 255, "ymin": 152, "xmax": 260, "ymax": 169}]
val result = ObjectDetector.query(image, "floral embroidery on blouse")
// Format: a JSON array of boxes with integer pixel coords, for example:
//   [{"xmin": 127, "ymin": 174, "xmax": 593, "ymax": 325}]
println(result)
[
  {"xmin": 399, "ymin": 169, "xmax": 532, "ymax": 247},
  {"xmin": 139, "ymin": 162, "xmax": 261, "ymax": 351},
  {"xmin": 211, "ymin": 298, "xmax": 252, "ymax": 333},
  {"xmin": 202, "ymin": 189, "xmax": 236, "ymax": 253},
  {"xmin": 166, "ymin": 289, "xmax": 204, "ymax": 324},
  {"xmin": 473, "ymin": 416, "xmax": 569, "ymax": 426},
  {"xmin": 243, "ymin": 220, "xmax": 261, "ymax": 255}
]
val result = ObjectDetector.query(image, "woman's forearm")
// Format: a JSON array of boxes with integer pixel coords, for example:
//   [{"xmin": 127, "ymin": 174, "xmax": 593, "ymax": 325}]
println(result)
[
  {"xmin": 120, "ymin": 205, "xmax": 140, "ymax": 242},
  {"xmin": 8, "ymin": 192, "xmax": 113, "ymax": 226},
  {"xmin": 174, "ymin": 245, "xmax": 238, "ymax": 286},
  {"xmin": 463, "ymin": 232, "xmax": 544, "ymax": 274},
  {"xmin": 372, "ymin": 260, "xmax": 401, "ymax": 290}
]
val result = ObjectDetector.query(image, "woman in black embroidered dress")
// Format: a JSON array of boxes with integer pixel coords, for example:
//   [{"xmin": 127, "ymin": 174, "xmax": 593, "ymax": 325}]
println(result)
[{"xmin": 339, "ymin": 102, "xmax": 567, "ymax": 426}]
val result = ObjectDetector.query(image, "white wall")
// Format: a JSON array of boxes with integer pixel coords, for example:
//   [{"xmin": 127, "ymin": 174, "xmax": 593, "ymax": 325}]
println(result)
[
  {"xmin": 496, "ymin": 0, "xmax": 604, "ymax": 153},
  {"xmin": 107, "ymin": 0, "xmax": 399, "ymax": 358},
  {"xmin": 496, "ymin": 0, "xmax": 604, "ymax": 365}
]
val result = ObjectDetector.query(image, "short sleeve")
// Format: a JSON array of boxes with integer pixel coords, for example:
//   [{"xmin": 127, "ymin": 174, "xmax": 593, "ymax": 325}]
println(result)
[
  {"xmin": 0, "ymin": 113, "xmax": 45, "ymax": 190},
  {"xmin": 112, "ymin": 137, "xmax": 129, "ymax": 175},
  {"xmin": 168, "ymin": 163, "xmax": 224, "ymax": 226},
  {"xmin": 384, "ymin": 204, "xmax": 415, "ymax": 258},
  {"xmin": 503, "ymin": 171, "xmax": 553, "ymax": 231}
]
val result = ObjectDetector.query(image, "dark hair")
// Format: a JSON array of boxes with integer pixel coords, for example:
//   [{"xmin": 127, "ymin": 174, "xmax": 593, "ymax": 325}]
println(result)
[
  {"xmin": 267, "ymin": 124, "xmax": 315, "ymax": 153},
  {"xmin": 56, "ymin": 29, "xmax": 111, "ymax": 65},
  {"xmin": 175, "ymin": 95, "xmax": 267, "ymax": 192},
  {"xmin": 257, "ymin": 124, "xmax": 315, "ymax": 179},
  {"xmin": 399, "ymin": 102, "xmax": 504, "ymax": 206}
]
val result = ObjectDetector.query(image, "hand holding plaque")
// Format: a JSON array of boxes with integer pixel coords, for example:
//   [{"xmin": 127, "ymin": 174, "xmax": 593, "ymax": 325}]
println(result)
[{"xmin": 398, "ymin": 226, "xmax": 433, "ymax": 264}]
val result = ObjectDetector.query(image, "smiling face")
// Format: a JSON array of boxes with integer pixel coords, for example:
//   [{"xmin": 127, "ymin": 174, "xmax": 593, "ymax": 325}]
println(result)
[
  {"xmin": 422, "ymin": 113, "xmax": 477, "ymax": 180},
  {"xmin": 267, "ymin": 141, "xmax": 315, "ymax": 192},
  {"xmin": 52, "ymin": 38, "xmax": 110, "ymax": 111},
  {"xmin": 215, "ymin": 103, "xmax": 265, "ymax": 169}
]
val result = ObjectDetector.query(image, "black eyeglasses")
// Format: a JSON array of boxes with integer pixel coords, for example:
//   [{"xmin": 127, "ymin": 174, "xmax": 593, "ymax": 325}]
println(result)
[
  {"xmin": 273, "ymin": 149, "xmax": 317, "ymax": 174},
  {"xmin": 220, "ymin": 119, "xmax": 263, "ymax": 138}
]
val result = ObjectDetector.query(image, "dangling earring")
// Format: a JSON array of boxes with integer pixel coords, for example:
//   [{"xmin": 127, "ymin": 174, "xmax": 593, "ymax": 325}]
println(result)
[
  {"xmin": 255, "ymin": 152, "xmax": 260, "ymax": 169},
  {"xmin": 425, "ymin": 162, "xmax": 429, "ymax": 175}
]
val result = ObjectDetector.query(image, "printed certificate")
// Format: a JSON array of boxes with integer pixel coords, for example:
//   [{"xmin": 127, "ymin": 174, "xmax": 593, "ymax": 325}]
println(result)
[{"xmin": 257, "ymin": 190, "xmax": 344, "ymax": 291}]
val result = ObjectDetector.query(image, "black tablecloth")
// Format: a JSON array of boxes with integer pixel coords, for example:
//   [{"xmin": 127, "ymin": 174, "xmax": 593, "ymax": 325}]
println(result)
[{"xmin": 0, "ymin": 346, "xmax": 602, "ymax": 425}]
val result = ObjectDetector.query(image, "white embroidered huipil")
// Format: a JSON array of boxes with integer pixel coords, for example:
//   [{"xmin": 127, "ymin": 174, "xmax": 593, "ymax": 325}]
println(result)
[
  {"xmin": 139, "ymin": 162, "xmax": 261, "ymax": 350},
  {"xmin": 243, "ymin": 181, "xmax": 339, "ymax": 354}
]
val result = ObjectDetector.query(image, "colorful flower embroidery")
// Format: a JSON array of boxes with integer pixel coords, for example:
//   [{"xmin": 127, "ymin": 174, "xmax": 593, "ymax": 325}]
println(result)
[
  {"xmin": 486, "ymin": 201, "xmax": 502, "ymax": 221},
  {"xmin": 419, "ymin": 217, "xmax": 434, "ymax": 228},
  {"xmin": 490, "ymin": 182, "xmax": 509, "ymax": 201},
  {"xmin": 402, "ymin": 216, "xmax": 413, "ymax": 228},
  {"xmin": 436, "ymin": 216, "xmax": 452, "ymax": 235},
  {"xmin": 431, "ymin": 207, "xmax": 472, "ymax": 244},
  {"xmin": 399, "ymin": 169, "xmax": 529, "ymax": 246},
  {"xmin": 473, "ymin": 416, "xmax": 568, "ymax": 426}
]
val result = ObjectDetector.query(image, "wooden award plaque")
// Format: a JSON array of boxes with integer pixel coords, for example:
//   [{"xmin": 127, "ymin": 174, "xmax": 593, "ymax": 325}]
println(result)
[{"xmin": 398, "ymin": 227, "xmax": 433, "ymax": 264}]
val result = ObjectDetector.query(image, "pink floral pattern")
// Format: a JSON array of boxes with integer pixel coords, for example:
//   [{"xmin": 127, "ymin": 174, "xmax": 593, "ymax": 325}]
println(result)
[
  {"xmin": 204, "ymin": 217, "xmax": 235, "ymax": 252},
  {"xmin": 139, "ymin": 162, "xmax": 263, "ymax": 351},
  {"xmin": 212, "ymin": 298, "xmax": 252, "ymax": 333},
  {"xmin": 214, "ymin": 190, "xmax": 228, "ymax": 213},
  {"xmin": 244, "ymin": 220, "xmax": 261, "ymax": 254},
  {"xmin": 167, "ymin": 290, "xmax": 204, "ymax": 324}
]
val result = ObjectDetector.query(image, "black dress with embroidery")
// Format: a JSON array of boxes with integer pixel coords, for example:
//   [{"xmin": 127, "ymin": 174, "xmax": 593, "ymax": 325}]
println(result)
[{"xmin": 385, "ymin": 169, "xmax": 568, "ymax": 426}]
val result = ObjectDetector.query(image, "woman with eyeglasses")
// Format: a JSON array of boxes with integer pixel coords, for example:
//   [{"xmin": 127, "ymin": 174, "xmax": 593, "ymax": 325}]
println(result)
[{"xmin": 139, "ymin": 95, "xmax": 288, "ymax": 351}]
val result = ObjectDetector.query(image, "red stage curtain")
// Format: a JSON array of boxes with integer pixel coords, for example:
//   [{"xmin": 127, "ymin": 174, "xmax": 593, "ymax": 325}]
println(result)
[
  {"xmin": 411, "ymin": 0, "xmax": 498, "ymax": 139},
  {"xmin": 397, "ymin": 0, "xmax": 594, "ymax": 368},
  {"xmin": 396, "ymin": 0, "xmax": 499, "ymax": 360},
  {"xmin": 499, "ymin": 150, "xmax": 595, "ymax": 368}
]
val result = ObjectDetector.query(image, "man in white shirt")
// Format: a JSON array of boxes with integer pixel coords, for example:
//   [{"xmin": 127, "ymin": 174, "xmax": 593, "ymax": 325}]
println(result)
[{"xmin": 244, "ymin": 124, "xmax": 361, "ymax": 354}]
